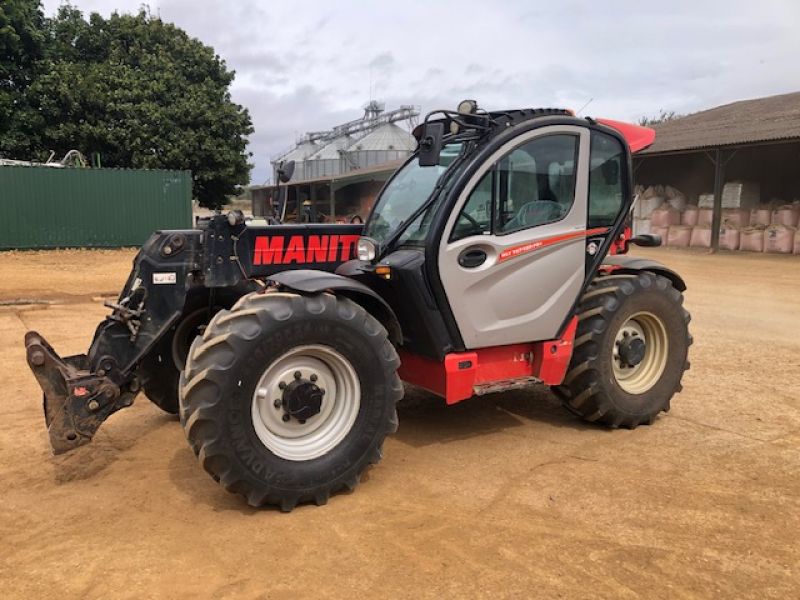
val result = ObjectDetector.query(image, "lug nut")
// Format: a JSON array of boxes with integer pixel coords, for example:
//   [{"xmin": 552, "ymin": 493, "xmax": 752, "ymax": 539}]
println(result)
[
  {"xmin": 278, "ymin": 381, "xmax": 287, "ymax": 390},
  {"xmin": 310, "ymin": 374, "xmax": 318, "ymax": 382},
  {"xmin": 298, "ymin": 419, "xmax": 306, "ymax": 425},
  {"xmin": 320, "ymin": 389, "xmax": 325, "ymax": 396},
  {"xmin": 294, "ymin": 371, "xmax": 302, "ymax": 380},
  {"xmin": 282, "ymin": 414, "xmax": 291, "ymax": 423},
  {"xmin": 87, "ymin": 400, "xmax": 100, "ymax": 411},
  {"xmin": 29, "ymin": 351, "xmax": 45, "ymax": 366},
  {"xmin": 273, "ymin": 399, "xmax": 282, "ymax": 409}
]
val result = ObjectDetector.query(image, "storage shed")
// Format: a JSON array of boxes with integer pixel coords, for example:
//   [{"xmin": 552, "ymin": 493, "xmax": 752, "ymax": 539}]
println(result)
[
  {"xmin": 251, "ymin": 160, "xmax": 403, "ymax": 224},
  {"xmin": 635, "ymin": 91, "xmax": 800, "ymax": 251}
]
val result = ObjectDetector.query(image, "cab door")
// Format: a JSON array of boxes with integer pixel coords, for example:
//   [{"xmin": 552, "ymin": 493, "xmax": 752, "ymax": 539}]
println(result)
[{"xmin": 437, "ymin": 125, "xmax": 591, "ymax": 349}]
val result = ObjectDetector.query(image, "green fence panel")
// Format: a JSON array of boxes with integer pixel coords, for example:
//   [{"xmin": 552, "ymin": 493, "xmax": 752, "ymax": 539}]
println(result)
[{"xmin": 0, "ymin": 166, "xmax": 192, "ymax": 249}]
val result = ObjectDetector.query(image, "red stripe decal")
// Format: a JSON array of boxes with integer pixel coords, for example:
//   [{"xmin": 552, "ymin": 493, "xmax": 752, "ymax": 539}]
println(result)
[{"xmin": 497, "ymin": 227, "xmax": 609, "ymax": 263}]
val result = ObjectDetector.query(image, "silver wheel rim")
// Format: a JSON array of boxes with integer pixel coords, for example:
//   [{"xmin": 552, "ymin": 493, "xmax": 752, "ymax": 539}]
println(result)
[
  {"xmin": 612, "ymin": 311, "xmax": 669, "ymax": 395},
  {"xmin": 251, "ymin": 345, "xmax": 360, "ymax": 461}
]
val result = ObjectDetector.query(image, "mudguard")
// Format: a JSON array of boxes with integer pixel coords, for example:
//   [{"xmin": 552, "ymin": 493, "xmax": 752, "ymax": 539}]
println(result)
[
  {"xmin": 602, "ymin": 255, "xmax": 687, "ymax": 292},
  {"xmin": 268, "ymin": 269, "xmax": 402, "ymax": 344}
]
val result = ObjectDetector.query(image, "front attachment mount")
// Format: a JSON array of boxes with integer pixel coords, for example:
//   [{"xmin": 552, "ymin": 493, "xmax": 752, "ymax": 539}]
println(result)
[{"xmin": 25, "ymin": 332, "xmax": 137, "ymax": 454}]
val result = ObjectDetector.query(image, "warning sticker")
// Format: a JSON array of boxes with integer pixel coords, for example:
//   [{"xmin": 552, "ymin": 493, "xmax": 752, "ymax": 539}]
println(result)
[{"xmin": 153, "ymin": 272, "xmax": 177, "ymax": 285}]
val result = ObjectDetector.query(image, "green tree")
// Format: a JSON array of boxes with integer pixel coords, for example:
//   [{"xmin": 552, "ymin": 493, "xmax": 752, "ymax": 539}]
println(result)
[
  {"xmin": 0, "ymin": 0, "xmax": 46, "ymax": 157},
  {"xmin": 2, "ymin": 4, "xmax": 253, "ymax": 208},
  {"xmin": 638, "ymin": 110, "xmax": 683, "ymax": 127}
]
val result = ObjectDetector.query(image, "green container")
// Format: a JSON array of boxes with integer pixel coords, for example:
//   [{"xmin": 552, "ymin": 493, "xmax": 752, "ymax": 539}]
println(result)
[{"xmin": 0, "ymin": 166, "xmax": 192, "ymax": 249}]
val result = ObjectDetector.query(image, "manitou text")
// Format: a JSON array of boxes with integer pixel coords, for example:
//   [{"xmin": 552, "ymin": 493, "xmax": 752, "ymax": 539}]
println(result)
[{"xmin": 253, "ymin": 234, "xmax": 360, "ymax": 265}]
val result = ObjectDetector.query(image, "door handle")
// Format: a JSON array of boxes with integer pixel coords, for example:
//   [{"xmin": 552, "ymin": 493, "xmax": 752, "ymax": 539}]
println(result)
[{"xmin": 458, "ymin": 248, "xmax": 487, "ymax": 268}]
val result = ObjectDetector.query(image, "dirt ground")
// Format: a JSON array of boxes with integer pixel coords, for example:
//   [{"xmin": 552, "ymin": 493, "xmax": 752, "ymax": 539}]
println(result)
[{"xmin": 0, "ymin": 247, "xmax": 798, "ymax": 599}]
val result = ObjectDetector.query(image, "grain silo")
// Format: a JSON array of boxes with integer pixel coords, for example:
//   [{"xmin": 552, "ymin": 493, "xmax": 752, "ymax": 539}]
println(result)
[{"xmin": 256, "ymin": 103, "xmax": 420, "ymax": 223}]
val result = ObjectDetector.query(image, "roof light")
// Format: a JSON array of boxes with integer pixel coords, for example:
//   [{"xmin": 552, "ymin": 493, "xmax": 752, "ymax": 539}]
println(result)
[{"xmin": 457, "ymin": 99, "xmax": 478, "ymax": 115}]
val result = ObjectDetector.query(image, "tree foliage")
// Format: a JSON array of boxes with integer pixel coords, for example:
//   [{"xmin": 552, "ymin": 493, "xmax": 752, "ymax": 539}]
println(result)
[
  {"xmin": 0, "ymin": 0, "xmax": 46, "ymax": 155},
  {"xmin": 0, "ymin": 3, "xmax": 253, "ymax": 207},
  {"xmin": 638, "ymin": 110, "xmax": 683, "ymax": 127}
]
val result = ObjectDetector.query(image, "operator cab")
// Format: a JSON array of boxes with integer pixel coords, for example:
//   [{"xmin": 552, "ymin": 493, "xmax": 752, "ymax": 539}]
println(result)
[{"xmin": 344, "ymin": 101, "xmax": 652, "ymax": 360}]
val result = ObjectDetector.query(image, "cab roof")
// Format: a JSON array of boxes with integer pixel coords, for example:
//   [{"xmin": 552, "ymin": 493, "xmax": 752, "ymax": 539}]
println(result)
[{"xmin": 417, "ymin": 107, "xmax": 657, "ymax": 154}]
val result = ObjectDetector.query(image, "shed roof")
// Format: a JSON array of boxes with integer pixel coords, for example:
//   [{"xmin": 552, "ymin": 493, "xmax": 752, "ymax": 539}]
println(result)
[{"xmin": 639, "ymin": 91, "xmax": 800, "ymax": 155}]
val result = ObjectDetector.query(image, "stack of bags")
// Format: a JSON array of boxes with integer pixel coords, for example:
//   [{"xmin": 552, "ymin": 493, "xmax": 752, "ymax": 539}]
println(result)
[
  {"xmin": 638, "ymin": 182, "xmax": 800, "ymax": 254},
  {"xmin": 738, "ymin": 204, "xmax": 799, "ymax": 253}
]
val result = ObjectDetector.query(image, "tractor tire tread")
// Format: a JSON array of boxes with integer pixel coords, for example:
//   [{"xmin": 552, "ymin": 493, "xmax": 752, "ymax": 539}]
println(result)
[
  {"xmin": 551, "ymin": 271, "xmax": 690, "ymax": 429},
  {"xmin": 179, "ymin": 291, "xmax": 401, "ymax": 511}
]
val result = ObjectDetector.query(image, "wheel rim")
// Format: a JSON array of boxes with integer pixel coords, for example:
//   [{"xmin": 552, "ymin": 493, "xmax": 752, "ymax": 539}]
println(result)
[
  {"xmin": 612, "ymin": 311, "xmax": 669, "ymax": 395},
  {"xmin": 251, "ymin": 345, "xmax": 360, "ymax": 461}
]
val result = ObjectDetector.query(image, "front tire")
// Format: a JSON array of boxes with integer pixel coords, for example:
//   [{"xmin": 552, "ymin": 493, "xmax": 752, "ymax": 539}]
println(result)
[
  {"xmin": 553, "ymin": 272, "xmax": 691, "ymax": 428},
  {"xmin": 179, "ymin": 292, "xmax": 402, "ymax": 511}
]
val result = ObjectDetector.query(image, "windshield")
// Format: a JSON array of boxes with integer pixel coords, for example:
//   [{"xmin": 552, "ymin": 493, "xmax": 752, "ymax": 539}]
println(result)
[{"xmin": 363, "ymin": 143, "xmax": 463, "ymax": 246}]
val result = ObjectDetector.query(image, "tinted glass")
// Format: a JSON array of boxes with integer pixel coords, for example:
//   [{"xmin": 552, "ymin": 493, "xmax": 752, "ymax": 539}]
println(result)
[
  {"xmin": 494, "ymin": 135, "xmax": 578, "ymax": 234},
  {"xmin": 450, "ymin": 171, "xmax": 493, "ymax": 242},
  {"xmin": 364, "ymin": 144, "xmax": 463, "ymax": 246},
  {"xmin": 588, "ymin": 131, "xmax": 625, "ymax": 227}
]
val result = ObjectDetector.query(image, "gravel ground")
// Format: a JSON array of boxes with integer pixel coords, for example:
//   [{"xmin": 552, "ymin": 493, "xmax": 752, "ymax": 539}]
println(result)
[{"xmin": 0, "ymin": 247, "xmax": 798, "ymax": 599}]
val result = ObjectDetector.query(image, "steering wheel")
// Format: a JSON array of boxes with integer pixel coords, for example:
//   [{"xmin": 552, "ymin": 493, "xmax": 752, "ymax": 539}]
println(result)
[
  {"xmin": 459, "ymin": 212, "xmax": 482, "ymax": 230},
  {"xmin": 517, "ymin": 200, "xmax": 563, "ymax": 227}
]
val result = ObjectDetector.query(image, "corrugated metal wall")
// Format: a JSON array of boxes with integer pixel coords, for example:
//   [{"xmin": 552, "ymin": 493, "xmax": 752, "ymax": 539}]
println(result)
[{"xmin": 0, "ymin": 166, "xmax": 192, "ymax": 249}]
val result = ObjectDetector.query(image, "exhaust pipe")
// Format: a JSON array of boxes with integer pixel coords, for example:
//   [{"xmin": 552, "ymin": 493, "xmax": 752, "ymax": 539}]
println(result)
[{"xmin": 24, "ymin": 332, "xmax": 135, "ymax": 454}]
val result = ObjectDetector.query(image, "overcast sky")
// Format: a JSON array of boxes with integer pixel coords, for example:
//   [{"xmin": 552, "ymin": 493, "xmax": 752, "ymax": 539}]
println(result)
[{"xmin": 42, "ymin": 0, "xmax": 800, "ymax": 184}]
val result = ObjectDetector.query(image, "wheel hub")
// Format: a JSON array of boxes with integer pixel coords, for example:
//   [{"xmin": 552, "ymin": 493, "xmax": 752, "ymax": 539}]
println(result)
[
  {"xmin": 281, "ymin": 373, "xmax": 324, "ymax": 421},
  {"xmin": 251, "ymin": 345, "xmax": 361, "ymax": 461},
  {"xmin": 612, "ymin": 312, "xmax": 670, "ymax": 395},
  {"xmin": 618, "ymin": 336, "xmax": 646, "ymax": 368}
]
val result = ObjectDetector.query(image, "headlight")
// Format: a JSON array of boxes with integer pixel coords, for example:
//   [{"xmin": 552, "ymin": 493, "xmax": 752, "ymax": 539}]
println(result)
[{"xmin": 357, "ymin": 237, "xmax": 377, "ymax": 262}]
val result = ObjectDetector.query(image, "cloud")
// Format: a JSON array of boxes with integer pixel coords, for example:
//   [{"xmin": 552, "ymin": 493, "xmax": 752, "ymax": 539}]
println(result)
[
  {"xmin": 41, "ymin": 0, "xmax": 800, "ymax": 183},
  {"xmin": 368, "ymin": 52, "xmax": 395, "ymax": 70}
]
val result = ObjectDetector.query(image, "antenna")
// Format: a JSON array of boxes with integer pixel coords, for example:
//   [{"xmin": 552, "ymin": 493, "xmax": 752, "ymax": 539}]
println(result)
[
  {"xmin": 369, "ymin": 66, "xmax": 373, "ymax": 103},
  {"xmin": 576, "ymin": 97, "xmax": 594, "ymax": 116}
]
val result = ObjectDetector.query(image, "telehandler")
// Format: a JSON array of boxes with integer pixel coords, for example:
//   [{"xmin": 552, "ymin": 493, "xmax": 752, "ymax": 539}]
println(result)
[{"xmin": 26, "ymin": 101, "xmax": 691, "ymax": 510}]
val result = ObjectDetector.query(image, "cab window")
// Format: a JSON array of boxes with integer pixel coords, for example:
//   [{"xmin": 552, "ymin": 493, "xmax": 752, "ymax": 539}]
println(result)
[
  {"xmin": 588, "ymin": 131, "xmax": 625, "ymax": 227},
  {"xmin": 451, "ymin": 134, "xmax": 579, "ymax": 242},
  {"xmin": 450, "ymin": 171, "xmax": 493, "ymax": 241}
]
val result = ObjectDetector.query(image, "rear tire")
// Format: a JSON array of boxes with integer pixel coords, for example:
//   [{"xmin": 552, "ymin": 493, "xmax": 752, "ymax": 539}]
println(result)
[
  {"xmin": 179, "ymin": 292, "xmax": 402, "ymax": 511},
  {"xmin": 553, "ymin": 272, "xmax": 691, "ymax": 428}
]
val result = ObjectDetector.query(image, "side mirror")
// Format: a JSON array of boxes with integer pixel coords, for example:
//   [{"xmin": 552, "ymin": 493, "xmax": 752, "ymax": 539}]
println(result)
[
  {"xmin": 278, "ymin": 160, "xmax": 295, "ymax": 183},
  {"xmin": 417, "ymin": 122, "xmax": 444, "ymax": 167},
  {"xmin": 630, "ymin": 234, "xmax": 661, "ymax": 247}
]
